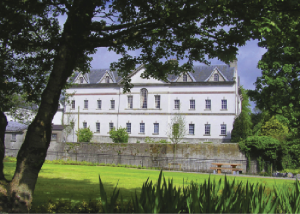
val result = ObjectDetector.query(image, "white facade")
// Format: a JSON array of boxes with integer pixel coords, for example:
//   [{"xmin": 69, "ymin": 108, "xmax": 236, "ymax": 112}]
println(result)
[{"xmin": 64, "ymin": 63, "xmax": 242, "ymax": 143}]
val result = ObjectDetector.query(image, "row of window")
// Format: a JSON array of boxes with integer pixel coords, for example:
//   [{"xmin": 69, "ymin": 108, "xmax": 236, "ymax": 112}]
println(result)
[
  {"xmin": 82, "ymin": 122, "xmax": 227, "ymax": 135},
  {"xmin": 72, "ymin": 99, "xmax": 227, "ymax": 110}
]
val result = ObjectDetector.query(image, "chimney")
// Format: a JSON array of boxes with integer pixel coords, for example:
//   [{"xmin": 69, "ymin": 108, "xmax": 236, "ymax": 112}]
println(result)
[{"xmin": 229, "ymin": 59, "xmax": 237, "ymax": 71}]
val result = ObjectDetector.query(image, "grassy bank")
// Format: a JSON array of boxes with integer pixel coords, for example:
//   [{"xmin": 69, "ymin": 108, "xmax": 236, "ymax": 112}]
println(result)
[{"xmin": 3, "ymin": 160, "xmax": 296, "ymax": 208}]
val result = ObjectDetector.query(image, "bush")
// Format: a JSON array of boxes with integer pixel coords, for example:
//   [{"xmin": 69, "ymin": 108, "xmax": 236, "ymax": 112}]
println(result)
[
  {"xmin": 136, "ymin": 140, "xmax": 140, "ymax": 143},
  {"xmin": 109, "ymin": 127, "xmax": 129, "ymax": 143},
  {"xmin": 157, "ymin": 139, "xmax": 170, "ymax": 144},
  {"xmin": 77, "ymin": 127, "xmax": 93, "ymax": 142}
]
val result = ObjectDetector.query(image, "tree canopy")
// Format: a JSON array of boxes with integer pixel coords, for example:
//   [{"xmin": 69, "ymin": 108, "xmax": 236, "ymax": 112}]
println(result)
[{"xmin": 1, "ymin": 0, "xmax": 300, "ymax": 212}]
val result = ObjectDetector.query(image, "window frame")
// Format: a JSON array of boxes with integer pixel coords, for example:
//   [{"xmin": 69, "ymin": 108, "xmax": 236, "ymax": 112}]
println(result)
[
  {"xmin": 105, "ymin": 76, "xmax": 109, "ymax": 83},
  {"xmin": 174, "ymin": 99, "xmax": 180, "ymax": 110},
  {"xmin": 154, "ymin": 123, "xmax": 159, "ymax": 134},
  {"xmin": 111, "ymin": 100, "xmax": 115, "ymax": 109},
  {"xmin": 214, "ymin": 74, "xmax": 219, "ymax": 81},
  {"xmin": 155, "ymin": 95, "xmax": 160, "ymax": 109},
  {"xmin": 83, "ymin": 122, "xmax": 87, "ymax": 129},
  {"xmin": 221, "ymin": 99, "xmax": 227, "ymax": 110},
  {"xmin": 205, "ymin": 99, "xmax": 211, "ymax": 109},
  {"xmin": 221, "ymin": 124, "xmax": 227, "ymax": 135},
  {"xmin": 80, "ymin": 77, "xmax": 83, "ymax": 83},
  {"xmin": 84, "ymin": 100, "xmax": 88, "ymax": 109},
  {"xmin": 128, "ymin": 96, "xmax": 133, "ymax": 109},
  {"xmin": 51, "ymin": 133, "xmax": 57, "ymax": 141},
  {"xmin": 183, "ymin": 74, "xmax": 187, "ymax": 82},
  {"xmin": 96, "ymin": 122, "xmax": 100, "ymax": 133},
  {"xmin": 205, "ymin": 124, "xmax": 211, "ymax": 135},
  {"xmin": 109, "ymin": 122, "xmax": 114, "ymax": 131},
  {"xmin": 126, "ymin": 122, "xmax": 131, "ymax": 133},
  {"xmin": 190, "ymin": 99, "xmax": 195, "ymax": 110},
  {"xmin": 189, "ymin": 124, "xmax": 195, "ymax": 135},
  {"xmin": 71, "ymin": 100, "xmax": 75, "ymax": 109},
  {"xmin": 97, "ymin": 100, "xmax": 102, "ymax": 109},
  {"xmin": 140, "ymin": 123, "xmax": 145, "ymax": 134},
  {"xmin": 11, "ymin": 133, "xmax": 16, "ymax": 142},
  {"xmin": 140, "ymin": 88, "xmax": 148, "ymax": 108}
]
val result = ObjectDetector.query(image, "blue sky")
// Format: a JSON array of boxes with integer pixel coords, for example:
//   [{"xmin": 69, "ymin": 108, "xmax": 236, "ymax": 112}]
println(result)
[{"xmin": 58, "ymin": 16, "xmax": 266, "ymax": 111}]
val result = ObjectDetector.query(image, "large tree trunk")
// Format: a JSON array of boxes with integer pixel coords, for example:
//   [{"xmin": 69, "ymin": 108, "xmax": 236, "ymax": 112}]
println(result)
[
  {"xmin": 0, "ymin": 1, "xmax": 96, "ymax": 212},
  {"xmin": 0, "ymin": 111, "xmax": 7, "ymax": 181}
]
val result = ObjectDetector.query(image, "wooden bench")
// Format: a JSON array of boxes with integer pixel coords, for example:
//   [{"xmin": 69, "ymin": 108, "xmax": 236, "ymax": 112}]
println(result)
[
  {"xmin": 210, "ymin": 163, "xmax": 242, "ymax": 174},
  {"xmin": 168, "ymin": 163, "xmax": 182, "ymax": 171}
]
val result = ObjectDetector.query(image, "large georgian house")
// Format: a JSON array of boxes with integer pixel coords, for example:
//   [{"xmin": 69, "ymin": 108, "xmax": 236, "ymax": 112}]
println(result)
[{"xmin": 64, "ymin": 60, "xmax": 242, "ymax": 143}]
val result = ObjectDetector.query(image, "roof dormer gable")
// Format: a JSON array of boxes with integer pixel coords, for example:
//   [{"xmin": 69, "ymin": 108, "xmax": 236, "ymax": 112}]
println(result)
[
  {"xmin": 97, "ymin": 71, "xmax": 115, "ymax": 83},
  {"xmin": 205, "ymin": 67, "xmax": 228, "ymax": 82},
  {"xmin": 175, "ymin": 72, "xmax": 195, "ymax": 82},
  {"xmin": 74, "ymin": 73, "xmax": 89, "ymax": 84}
]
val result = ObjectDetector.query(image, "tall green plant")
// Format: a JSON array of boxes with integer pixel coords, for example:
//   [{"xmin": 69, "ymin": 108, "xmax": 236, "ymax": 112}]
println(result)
[
  {"xmin": 76, "ymin": 127, "xmax": 93, "ymax": 142},
  {"xmin": 231, "ymin": 86, "xmax": 252, "ymax": 142},
  {"xmin": 109, "ymin": 127, "xmax": 129, "ymax": 143}
]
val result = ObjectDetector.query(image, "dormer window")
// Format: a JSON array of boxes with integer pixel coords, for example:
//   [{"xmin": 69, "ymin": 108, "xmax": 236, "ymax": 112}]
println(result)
[
  {"xmin": 106, "ymin": 76, "xmax": 109, "ymax": 83},
  {"xmin": 80, "ymin": 77, "xmax": 83, "ymax": 84},
  {"xmin": 183, "ymin": 74, "xmax": 187, "ymax": 82},
  {"xmin": 214, "ymin": 74, "xmax": 219, "ymax": 81}
]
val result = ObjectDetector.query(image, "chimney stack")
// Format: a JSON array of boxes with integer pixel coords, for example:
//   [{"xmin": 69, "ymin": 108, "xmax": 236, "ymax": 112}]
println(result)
[{"xmin": 229, "ymin": 59, "xmax": 237, "ymax": 71}]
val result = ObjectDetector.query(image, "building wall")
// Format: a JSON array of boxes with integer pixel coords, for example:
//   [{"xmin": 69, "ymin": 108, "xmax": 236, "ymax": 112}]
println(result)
[{"xmin": 65, "ymin": 81, "xmax": 240, "ymax": 143}]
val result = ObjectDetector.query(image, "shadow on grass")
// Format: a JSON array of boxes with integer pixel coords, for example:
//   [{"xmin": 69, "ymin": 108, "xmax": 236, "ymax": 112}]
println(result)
[{"xmin": 32, "ymin": 176, "xmax": 141, "ymax": 207}]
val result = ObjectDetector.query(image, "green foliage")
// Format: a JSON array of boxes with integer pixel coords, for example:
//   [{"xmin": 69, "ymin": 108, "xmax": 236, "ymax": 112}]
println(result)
[
  {"xmin": 109, "ymin": 127, "xmax": 129, "ymax": 143},
  {"xmin": 76, "ymin": 127, "xmax": 93, "ymax": 142},
  {"xmin": 231, "ymin": 86, "xmax": 252, "ymax": 142},
  {"xmin": 145, "ymin": 137, "xmax": 155, "ymax": 144},
  {"xmin": 203, "ymin": 141, "xmax": 213, "ymax": 144},
  {"xmin": 167, "ymin": 113, "xmax": 186, "ymax": 145},
  {"xmin": 261, "ymin": 116, "xmax": 289, "ymax": 141},
  {"xmin": 29, "ymin": 171, "xmax": 300, "ymax": 213},
  {"xmin": 136, "ymin": 140, "xmax": 140, "ymax": 144}
]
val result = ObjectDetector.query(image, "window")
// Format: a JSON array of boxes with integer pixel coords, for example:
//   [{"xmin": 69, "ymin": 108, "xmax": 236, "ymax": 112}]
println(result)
[
  {"xmin": 189, "ymin": 124, "xmax": 195, "ymax": 135},
  {"xmin": 154, "ymin": 123, "xmax": 159, "ymax": 134},
  {"xmin": 214, "ymin": 74, "xmax": 219, "ymax": 81},
  {"xmin": 126, "ymin": 123, "xmax": 131, "ymax": 133},
  {"xmin": 51, "ymin": 133, "xmax": 57, "ymax": 141},
  {"xmin": 11, "ymin": 133, "xmax": 16, "ymax": 142},
  {"xmin": 84, "ymin": 100, "xmax": 88, "ymax": 109},
  {"xmin": 155, "ymin": 95, "xmax": 160, "ymax": 108},
  {"xmin": 183, "ymin": 74, "xmax": 187, "ymax": 82},
  {"xmin": 71, "ymin": 100, "xmax": 75, "ymax": 109},
  {"xmin": 109, "ymin": 122, "xmax": 114, "ymax": 131},
  {"xmin": 80, "ymin": 77, "xmax": 83, "ymax": 83},
  {"xmin": 174, "ymin": 99, "xmax": 180, "ymax": 109},
  {"xmin": 140, "ymin": 123, "xmax": 145, "ymax": 134},
  {"xmin": 83, "ymin": 122, "xmax": 87, "ymax": 128},
  {"xmin": 128, "ymin": 96, "xmax": 133, "ymax": 109},
  {"xmin": 105, "ymin": 76, "xmax": 109, "ymax": 83},
  {"xmin": 140, "ymin": 88, "xmax": 148, "ymax": 108},
  {"xmin": 205, "ymin": 99, "xmax": 211, "ymax": 109},
  {"xmin": 221, "ymin": 99, "xmax": 227, "ymax": 110},
  {"xmin": 111, "ymin": 100, "xmax": 115, "ymax": 109},
  {"xmin": 97, "ymin": 100, "xmax": 101, "ymax": 109},
  {"xmin": 205, "ymin": 124, "xmax": 210, "ymax": 135},
  {"xmin": 221, "ymin": 124, "xmax": 227, "ymax": 135},
  {"xmin": 190, "ymin": 100, "xmax": 195, "ymax": 109},
  {"xmin": 96, "ymin": 122, "xmax": 100, "ymax": 132}
]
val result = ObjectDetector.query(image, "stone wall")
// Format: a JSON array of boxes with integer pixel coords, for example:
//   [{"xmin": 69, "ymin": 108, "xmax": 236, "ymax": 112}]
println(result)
[{"xmin": 5, "ymin": 142, "xmax": 259, "ymax": 174}]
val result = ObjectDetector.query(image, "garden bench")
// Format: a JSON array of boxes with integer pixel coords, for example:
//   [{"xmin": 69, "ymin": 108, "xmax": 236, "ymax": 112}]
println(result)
[
  {"xmin": 168, "ymin": 163, "xmax": 182, "ymax": 171},
  {"xmin": 210, "ymin": 163, "xmax": 242, "ymax": 174}
]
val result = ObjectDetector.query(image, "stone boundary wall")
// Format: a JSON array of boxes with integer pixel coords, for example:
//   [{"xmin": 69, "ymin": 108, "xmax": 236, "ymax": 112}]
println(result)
[{"xmin": 5, "ymin": 142, "xmax": 259, "ymax": 174}]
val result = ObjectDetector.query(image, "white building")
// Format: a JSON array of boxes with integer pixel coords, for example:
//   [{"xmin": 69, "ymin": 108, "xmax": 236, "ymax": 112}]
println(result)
[{"xmin": 64, "ymin": 61, "xmax": 242, "ymax": 143}]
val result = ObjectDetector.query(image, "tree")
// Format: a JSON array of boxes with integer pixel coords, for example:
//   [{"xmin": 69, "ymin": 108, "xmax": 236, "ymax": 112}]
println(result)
[
  {"xmin": 109, "ymin": 127, "xmax": 129, "ymax": 143},
  {"xmin": 247, "ymin": 0, "xmax": 300, "ymax": 137},
  {"xmin": 77, "ymin": 127, "xmax": 93, "ymax": 142},
  {"xmin": 167, "ymin": 112, "xmax": 186, "ymax": 161},
  {"xmin": 231, "ymin": 86, "xmax": 252, "ymax": 142},
  {"xmin": 0, "ymin": 0, "xmax": 293, "ymax": 212}
]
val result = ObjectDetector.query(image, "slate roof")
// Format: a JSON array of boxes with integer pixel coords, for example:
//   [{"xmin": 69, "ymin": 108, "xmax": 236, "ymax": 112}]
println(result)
[
  {"xmin": 71, "ymin": 64, "xmax": 235, "ymax": 84},
  {"xmin": 6, "ymin": 121, "xmax": 28, "ymax": 132},
  {"xmin": 52, "ymin": 124, "xmax": 64, "ymax": 131}
]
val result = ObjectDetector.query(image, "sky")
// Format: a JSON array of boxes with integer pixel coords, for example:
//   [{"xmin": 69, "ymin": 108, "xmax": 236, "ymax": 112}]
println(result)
[{"xmin": 58, "ymin": 15, "xmax": 267, "ymax": 111}]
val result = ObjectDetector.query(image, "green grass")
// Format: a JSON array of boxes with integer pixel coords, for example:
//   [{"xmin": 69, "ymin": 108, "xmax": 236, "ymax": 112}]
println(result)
[{"xmin": 3, "ymin": 161, "xmax": 296, "ymax": 207}]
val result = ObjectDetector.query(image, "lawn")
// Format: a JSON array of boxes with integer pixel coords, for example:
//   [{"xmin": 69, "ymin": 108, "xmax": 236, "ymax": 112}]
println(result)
[{"xmin": 3, "ymin": 162, "xmax": 296, "ymax": 207}]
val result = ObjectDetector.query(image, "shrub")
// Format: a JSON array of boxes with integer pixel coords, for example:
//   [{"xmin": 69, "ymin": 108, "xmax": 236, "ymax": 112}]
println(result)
[
  {"xmin": 145, "ymin": 136, "xmax": 155, "ymax": 144},
  {"xmin": 109, "ymin": 127, "xmax": 129, "ymax": 143},
  {"xmin": 203, "ymin": 141, "xmax": 213, "ymax": 144},
  {"xmin": 157, "ymin": 139, "xmax": 170, "ymax": 144},
  {"xmin": 137, "ymin": 165, "xmax": 142, "ymax": 169},
  {"xmin": 77, "ymin": 127, "xmax": 93, "ymax": 142},
  {"xmin": 136, "ymin": 140, "xmax": 140, "ymax": 143},
  {"xmin": 111, "ymin": 163, "xmax": 116, "ymax": 167}
]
